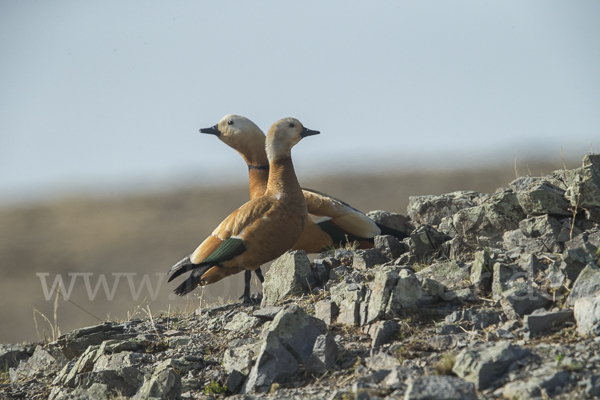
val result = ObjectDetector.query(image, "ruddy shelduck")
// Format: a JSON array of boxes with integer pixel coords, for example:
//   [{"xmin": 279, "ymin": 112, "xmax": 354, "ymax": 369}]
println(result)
[
  {"xmin": 199, "ymin": 114, "xmax": 408, "ymax": 254},
  {"xmin": 168, "ymin": 118, "xmax": 319, "ymax": 302}
]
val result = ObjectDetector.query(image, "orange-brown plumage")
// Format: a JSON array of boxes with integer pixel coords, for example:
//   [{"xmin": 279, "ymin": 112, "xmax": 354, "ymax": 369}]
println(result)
[
  {"xmin": 202, "ymin": 114, "xmax": 387, "ymax": 254},
  {"xmin": 168, "ymin": 118, "xmax": 318, "ymax": 298}
]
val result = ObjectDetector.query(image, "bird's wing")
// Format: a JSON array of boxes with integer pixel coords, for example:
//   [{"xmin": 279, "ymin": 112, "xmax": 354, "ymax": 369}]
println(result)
[{"xmin": 302, "ymin": 188, "xmax": 381, "ymax": 241}]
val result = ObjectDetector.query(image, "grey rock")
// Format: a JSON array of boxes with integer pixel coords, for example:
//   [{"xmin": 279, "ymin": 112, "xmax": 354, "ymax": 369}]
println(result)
[
  {"xmin": 567, "ymin": 262, "xmax": 600, "ymax": 306},
  {"xmin": 452, "ymin": 340, "xmax": 530, "ymax": 390},
  {"xmin": 132, "ymin": 361, "xmax": 181, "ymax": 400},
  {"xmin": 50, "ymin": 383, "xmax": 112, "ymax": 400},
  {"xmin": 563, "ymin": 154, "xmax": 600, "ymax": 221},
  {"xmin": 365, "ymin": 265, "xmax": 401, "ymax": 324},
  {"xmin": 385, "ymin": 270, "xmax": 423, "ymax": 319},
  {"xmin": 574, "ymin": 296, "xmax": 600, "ymax": 335},
  {"xmin": 404, "ymin": 375, "xmax": 477, "ymax": 400},
  {"xmin": 500, "ymin": 282, "xmax": 551, "ymax": 319},
  {"xmin": 336, "ymin": 299, "xmax": 361, "ymax": 326},
  {"xmin": 562, "ymin": 229, "xmax": 600, "ymax": 282},
  {"xmin": 53, "ymin": 345, "xmax": 99, "ymax": 387},
  {"xmin": 524, "ymin": 309, "xmax": 573, "ymax": 338},
  {"xmin": 10, "ymin": 345, "xmax": 59, "ymax": 382},
  {"xmin": 367, "ymin": 320, "xmax": 399, "ymax": 348},
  {"xmin": 504, "ymin": 215, "xmax": 565, "ymax": 253},
  {"xmin": 470, "ymin": 250, "xmax": 493, "ymax": 291},
  {"xmin": 352, "ymin": 248, "xmax": 387, "ymax": 270},
  {"xmin": 427, "ymin": 334, "xmax": 468, "ymax": 350},
  {"xmin": 445, "ymin": 309, "xmax": 501, "ymax": 330},
  {"xmin": 407, "ymin": 191, "xmax": 487, "ymax": 226},
  {"xmin": 366, "ymin": 210, "xmax": 413, "ymax": 234},
  {"xmin": 49, "ymin": 322, "xmax": 130, "ymax": 361},
  {"xmin": 313, "ymin": 257, "xmax": 340, "ymax": 285},
  {"xmin": 409, "ymin": 225, "xmax": 448, "ymax": 263},
  {"xmin": 365, "ymin": 351, "xmax": 401, "ymax": 371},
  {"xmin": 501, "ymin": 366, "xmax": 570, "ymax": 400},
  {"xmin": 315, "ymin": 300, "xmax": 339, "ymax": 325},
  {"xmin": 222, "ymin": 338, "xmax": 262, "ymax": 375},
  {"xmin": 0, "ymin": 344, "xmax": 29, "ymax": 369},
  {"xmin": 509, "ymin": 176, "xmax": 544, "ymax": 192},
  {"xmin": 253, "ymin": 306, "xmax": 284, "ymax": 321},
  {"xmin": 261, "ymin": 250, "xmax": 313, "ymax": 306},
  {"xmin": 306, "ymin": 334, "xmax": 338, "ymax": 376},
  {"xmin": 374, "ymin": 234, "xmax": 403, "ymax": 259},
  {"xmin": 585, "ymin": 374, "xmax": 600, "ymax": 397},
  {"xmin": 330, "ymin": 280, "xmax": 365, "ymax": 306},
  {"xmin": 264, "ymin": 305, "xmax": 321, "ymax": 363},
  {"xmin": 225, "ymin": 370, "xmax": 246, "ymax": 394},
  {"xmin": 491, "ymin": 262, "xmax": 523, "ymax": 300},
  {"xmin": 224, "ymin": 312, "xmax": 260, "ymax": 332},
  {"xmin": 516, "ymin": 180, "xmax": 571, "ymax": 216},
  {"xmin": 453, "ymin": 189, "xmax": 526, "ymax": 247},
  {"xmin": 417, "ymin": 260, "xmax": 469, "ymax": 289},
  {"xmin": 242, "ymin": 331, "xmax": 299, "ymax": 393}
]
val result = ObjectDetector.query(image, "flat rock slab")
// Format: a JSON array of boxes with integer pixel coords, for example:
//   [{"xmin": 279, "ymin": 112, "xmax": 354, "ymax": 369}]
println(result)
[
  {"xmin": 524, "ymin": 310, "xmax": 574, "ymax": 338},
  {"xmin": 453, "ymin": 341, "xmax": 530, "ymax": 390},
  {"xmin": 253, "ymin": 306, "xmax": 284, "ymax": 321},
  {"xmin": 404, "ymin": 375, "xmax": 477, "ymax": 400},
  {"xmin": 574, "ymin": 296, "xmax": 600, "ymax": 335}
]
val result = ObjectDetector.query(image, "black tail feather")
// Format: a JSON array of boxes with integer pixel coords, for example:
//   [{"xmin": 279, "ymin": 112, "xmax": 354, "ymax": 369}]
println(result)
[
  {"xmin": 173, "ymin": 264, "xmax": 213, "ymax": 296},
  {"xmin": 376, "ymin": 223, "xmax": 409, "ymax": 241}
]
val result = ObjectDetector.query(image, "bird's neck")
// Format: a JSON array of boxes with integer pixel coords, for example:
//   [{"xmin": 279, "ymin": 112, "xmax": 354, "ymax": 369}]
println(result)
[
  {"xmin": 248, "ymin": 164, "xmax": 269, "ymax": 199},
  {"xmin": 265, "ymin": 156, "xmax": 302, "ymax": 197}
]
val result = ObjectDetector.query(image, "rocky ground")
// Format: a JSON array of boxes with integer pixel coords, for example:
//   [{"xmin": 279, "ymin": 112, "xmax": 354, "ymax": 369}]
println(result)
[{"xmin": 2, "ymin": 154, "xmax": 600, "ymax": 400}]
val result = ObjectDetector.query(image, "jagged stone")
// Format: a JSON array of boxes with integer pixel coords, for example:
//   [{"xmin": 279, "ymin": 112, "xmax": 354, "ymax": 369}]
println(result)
[
  {"xmin": 53, "ymin": 345, "xmax": 99, "ymax": 387},
  {"xmin": 407, "ymin": 191, "xmax": 487, "ymax": 226},
  {"xmin": 315, "ymin": 300, "xmax": 339, "ymax": 325},
  {"xmin": 253, "ymin": 306, "xmax": 284, "ymax": 321},
  {"xmin": 368, "ymin": 320, "xmax": 399, "ymax": 348},
  {"xmin": 10, "ymin": 345, "xmax": 59, "ymax": 382},
  {"xmin": 409, "ymin": 225, "xmax": 447, "ymax": 263},
  {"xmin": 453, "ymin": 341, "xmax": 530, "ymax": 390},
  {"xmin": 374, "ymin": 235, "xmax": 404, "ymax": 259},
  {"xmin": 453, "ymin": 189, "xmax": 526, "ymax": 247},
  {"xmin": 132, "ymin": 360, "xmax": 181, "ymax": 400},
  {"xmin": 491, "ymin": 262, "xmax": 523, "ymax": 300},
  {"xmin": 567, "ymin": 263, "xmax": 600, "ymax": 307},
  {"xmin": 504, "ymin": 215, "xmax": 565, "ymax": 253},
  {"xmin": 499, "ymin": 282, "xmax": 551, "ymax": 319},
  {"xmin": 352, "ymin": 248, "xmax": 387, "ymax": 270},
  {"xmin": 225, "ymin": 370, "xmax": 245, "ymax": 395},
  {"xmin": 50, "ymin": 383, "xmax": 112, "ymax": 400},
  {"xmin": 427, "ymin": 334, "xmax": 468, "ymax": 350},
  {"xmin": 404, "ymin": 375, "xmax": 477, "ymax": 400},
  {"xmin": 517, "ymin": 180, "xmax": 571, "ymax": 216},
  {"xmin": 501, "ymin": 365, "xmax": 570, "ymax": 400},
  {"xmin": 445, "ymin": 309, "xmax": 501, "ymax": 330},
  {"xmin": 222, "ymin": 338, "xmax": 262, "ymax": 375},
  {"xmin": 524, "ymin": 309, "xmax": 574, "ymax": 338},
  {"xmin": 574, "ymin": 296, "xmax": 600, "ymax": 335},
  {"xmin": 224, "ymin": 312, "xmax": 260, "ymax": 332},
  {"xmin": 381, "ymin": 366, "xmax": 412, "ymax": 391},
  {"xmin": 0, "ymin": 344, "xmax": 29, "ymax": 369},
  {"xmin": 306, "ymin": 334, "xmax": 338, "ymax": 376},
  {"xmin": 385, "ymin": 270, "xmax": 423, "ymax": 319},
  {"xmin": 470, "ymin": 250, "xmax": 493, "ymax": 291},
  {"xmin": 585, "ymin": 375, "xmax": 600, "ymax": 397},
  {"xmin": 261, "ymin": 250, "xmax": 313, "ymax": 306},
  {"xmin": 330, "ymin": 280, "xmax": 365, "ymax": 306},
  {"xmin": 365, "ymin": 351, "xmax": 401, "ymax": 371},
  {"xmin": 563, "ymin": 154, "xmax": 600, "ymax": 222},
  {"xmin": 562, "ymin": 229, "xmax": 600, "ymax": 283},
  {"xmin": 49, "ymin": 322, "xmax": 130, "ymax": 361},
  {"xmin": 336, "ymin": 299, "xmax": 361, "ymax": 326},
  {"xmin": 242, "ymin": 331, "xmax": 299, "ymax": 393},
  {"xmin": 366, "ymin": 210, "xmax": 413, "ymax": 234},
  {"xmin": 416, "ymin": 260, "xmax": 469, "ymax": 289},
  {"xmin": 313, "ymin": 257, "xmax": 340, "ymax": 285},
  {"xmin": 365, "ymin": 266, "xmax": 401, "ymax": 324}
]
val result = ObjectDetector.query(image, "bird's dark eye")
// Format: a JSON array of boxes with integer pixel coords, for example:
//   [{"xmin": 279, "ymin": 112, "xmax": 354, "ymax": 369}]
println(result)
[
  {"xmin": 227, "ymin": 120, "xmax": 234, "ymax": 125},
  {"xmin": 289, "ymin": 123, "xmax": 295, "ymax": 128}
]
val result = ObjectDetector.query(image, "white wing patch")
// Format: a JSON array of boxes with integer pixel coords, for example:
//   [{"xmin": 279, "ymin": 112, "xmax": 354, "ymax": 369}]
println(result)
[{"xmin": 309, "ymin": 215, "xmax": 332, "ymax": 224}]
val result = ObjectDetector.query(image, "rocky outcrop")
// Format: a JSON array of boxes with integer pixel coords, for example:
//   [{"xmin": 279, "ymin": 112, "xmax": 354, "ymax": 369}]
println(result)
[{"xmin": 3, "ymin": 153, "xmax": 600, "ymax": 400}]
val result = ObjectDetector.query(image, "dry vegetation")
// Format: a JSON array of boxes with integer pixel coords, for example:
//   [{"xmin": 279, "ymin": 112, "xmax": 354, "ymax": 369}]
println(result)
[{"xmin": 0, "ymin": 158, "xmax": 581, "ymax": 344}]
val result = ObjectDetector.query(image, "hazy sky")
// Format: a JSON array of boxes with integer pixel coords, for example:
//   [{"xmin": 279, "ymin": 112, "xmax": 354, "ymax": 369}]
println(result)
[{"xmin": 1, "ymin": 1, "xmax": 599, "ymax": 204}]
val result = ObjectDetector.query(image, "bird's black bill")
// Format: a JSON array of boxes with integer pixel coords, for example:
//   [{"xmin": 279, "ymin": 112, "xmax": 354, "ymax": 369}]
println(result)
[
  {"xmin": 199, "ymin": 124, "xmax": 221, "ymax": 136},
  {"xmin": 300, "ymin": 127, "xmax": 320, "ymax": 137}
]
